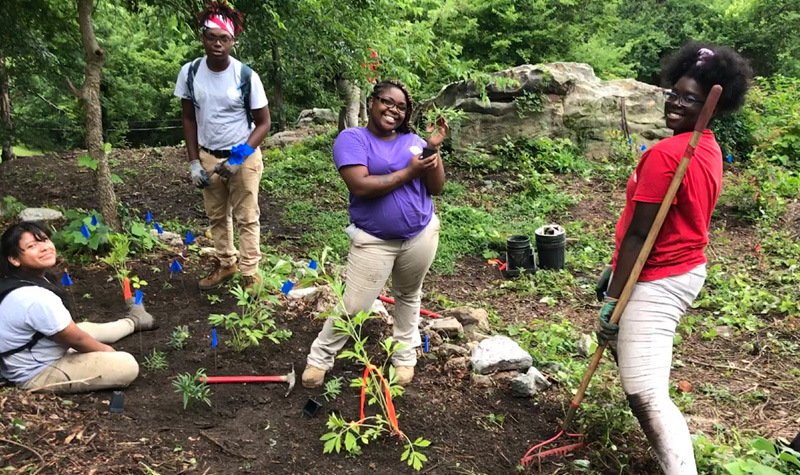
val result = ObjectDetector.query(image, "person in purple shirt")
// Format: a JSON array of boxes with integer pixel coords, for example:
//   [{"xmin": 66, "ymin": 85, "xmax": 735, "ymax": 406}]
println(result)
[{"xmin": 303, "ymin": 80, "xmax": 448, "ymax": 388}]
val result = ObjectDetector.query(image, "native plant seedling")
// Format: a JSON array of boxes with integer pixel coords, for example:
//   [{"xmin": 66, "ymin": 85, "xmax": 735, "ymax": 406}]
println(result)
[
  {"xmin": 173, "ymin": 369, "xmax": 211, "ymax": 410},
  {"xmin": 206, "ymin": 294, "xmax": 222, "ymax": 306},
  {"xmin": 167, "ymin": 325, "xmax": 191, "ymax": 350},
  {"xmin": 322, "ymin": 376, "xmax": 343, "ymax": 402},
  {"xmin": 143, "ymin": 349, "xmax": 168, "ymax": 371}
]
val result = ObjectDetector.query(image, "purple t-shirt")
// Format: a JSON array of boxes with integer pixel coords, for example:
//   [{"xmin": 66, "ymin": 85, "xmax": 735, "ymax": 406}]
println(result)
[{"xmin": 333, "ymin": 127, "xmax": 433, "ymax": 240}]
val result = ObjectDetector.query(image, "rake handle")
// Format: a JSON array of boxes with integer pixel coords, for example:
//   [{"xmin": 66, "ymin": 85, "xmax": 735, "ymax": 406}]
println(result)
[
  {"xmin": 563, "ymin": 85, "xmax": 723, "ymax": 431},
  {"xmin": 200, "ymin": 376, "xmax": 286, "ymax": 383}
]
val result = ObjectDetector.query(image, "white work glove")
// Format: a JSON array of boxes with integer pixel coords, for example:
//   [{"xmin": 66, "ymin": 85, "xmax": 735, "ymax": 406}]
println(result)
[{"xmin": 190, "ymin": 160, "xmax": 210, "ymax": 188}]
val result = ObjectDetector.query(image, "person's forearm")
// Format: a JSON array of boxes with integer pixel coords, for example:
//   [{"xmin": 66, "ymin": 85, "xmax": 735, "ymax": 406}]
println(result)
[
  {"xmin": 350, "ymin": 168, "xmax": 415, "ymax": 199},
  {"xmin": 424, "ymin": 159, "xmax": 445, "ymax": 195},
  {"xmin": 66, "ymin": 333, "xmax": 114, "ymax": 353},
  {"xmin": 607, "ymin": 234, "xmax": 646, "ymax": 298},
  {"xmin": 246, "ymin": 122, "xmax": 270, "ymax": 150},
  {"xmin": 182, "ymin": 117, "xmax": 200, "ymax": 162}
]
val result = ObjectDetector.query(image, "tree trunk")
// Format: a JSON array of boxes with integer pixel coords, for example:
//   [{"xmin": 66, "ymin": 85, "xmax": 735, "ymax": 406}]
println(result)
[
  {"xmin": 271, "ymin": 42, "xmax": 285, "ymax": 131},
  {"xmin": 335, "ymin": 78, "xmax": 360, "ymax": 131},
  {"xmin": 76, "ymin": 0, "xmax": 119, "ymax": 230},
  {"xmin": 0, "ymin": 53, "xmax": 14, "ymax": 162}
]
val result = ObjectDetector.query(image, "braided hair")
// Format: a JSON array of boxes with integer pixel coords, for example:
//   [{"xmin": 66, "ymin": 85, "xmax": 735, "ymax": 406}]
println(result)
[
  {"xmin": 662, "ymin": 42, "xmax": 753, "ymax": 116},
  {"xmin": 197, "ymin": 1, "xmax": 245, "ymax": 37},
  {"xmin": 370, "ymin": 80, "xmax": 413, "ymax": 134}
]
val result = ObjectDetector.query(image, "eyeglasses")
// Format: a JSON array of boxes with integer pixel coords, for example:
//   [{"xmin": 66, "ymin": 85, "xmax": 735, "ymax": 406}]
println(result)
[
  {"xmin": 663, "ymin": 91, "xmax": 705, "ymax": 107},
  {"xmin": 203, "ymin": 32, "xmax": 234, "ymax": 46},
  {"xmin": 375, "ymin": 96, "xmax": 408, "ymax": 114}
]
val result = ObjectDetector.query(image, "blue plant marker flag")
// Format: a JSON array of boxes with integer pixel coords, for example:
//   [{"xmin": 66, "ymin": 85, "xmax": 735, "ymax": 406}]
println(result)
[
  {"xmin": 170, "ymin": 258, "xmax": 182, "ymax": 273},
  {"xmin": 627, "ymin": 137, "xmax": 632, "ymax": 145},
  {"xmin": 281, "ymin": 280, "xmax": 294, "ymax": 295},
  {"xmin": 145, "ymin": 210, "xmax": 152, "ymax": 224},
  {"xmin": 153, "ymin": 222, "xmax": 163, "ymax": 235},
  {"xmin": 640, "ymin": 145, "xmax": 647, "ymax": 152},
  {"xmin": 80, "ymin": 223, "xmax": 91, "ymax": 239},
  {"xmin": 308, "ymin": 259, "xmax": 318, "ymax": 270},
  {"xmin": 134, "ymin": 290, "xmax": 144, "ymax": 305},
  {"xmin": 61, "ymin": 272, "xmax": 73, "ymax": 286},
  {"xmin": 211, "ymin": 328, "xmax": 218, "ymax": 348},
  {"xmin": 185, "ymin": 230, "xmax": 195, "ymax": 245},
  {"xmin": 91, "ymin": 215, "xmax": 98, "ymax": 226},
  {"xmin": 727, "ymin": 154, "xmax": 733, "ymax": 163},
  {"xmin": 424, "ymin": 334, "xmax": 429, "ymax": 353}
]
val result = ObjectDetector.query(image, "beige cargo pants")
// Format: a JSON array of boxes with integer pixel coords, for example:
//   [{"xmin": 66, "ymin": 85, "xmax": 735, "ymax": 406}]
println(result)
[
  {"xmin": 199, "ymin": 147, "xmax": 264, "ymax": 276},
  {"xmin": 20, "ymin": 319, "xmax": 139, "ymax": 393},
  {"xmin": 308, "ymin": 215, "xmax": 440, "ymax": 370}
]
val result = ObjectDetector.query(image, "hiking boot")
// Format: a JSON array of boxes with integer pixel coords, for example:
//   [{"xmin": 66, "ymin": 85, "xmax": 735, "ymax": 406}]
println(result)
[
  {"xmin": 124, "ymin": 298, "xmax": 159, "ymax": 332},
  {"xmin": 199, "ymin": 261, "xmax": 238, "ymax": 290},
  {"xmin": 394, "ymin": 366, "xmax": 415, "ymax": 386},
  {"xmin": 241, "ymin": 273, "xmax": 262, "ymax": 293},
  {"xmin": 302, "ymin": 365, "xmax": 326, "ymax": 389}
]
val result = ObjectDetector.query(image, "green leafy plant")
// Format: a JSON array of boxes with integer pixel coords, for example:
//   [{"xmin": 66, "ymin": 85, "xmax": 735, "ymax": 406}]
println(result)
[
  {"xmin": 52, "ymin": 210, "xmax": 112, "ymax": 255},
  {"xmin": 142, "ymin": 349, "xmax": 168, "ymax": 371},
  {"xmin": 206, "ymin": 294, "xmax": 222, "ymax": 306},
  {"xmin": 2, "ymin": 195, "xmax": 26, "ymax": 217},
  {"xmin": 167, "ymin": 325, "xmax": 190, "ymax": 350},
  {"xmin": 172, "ymin": 369, "xmax": 211, "ymax": 410},
  {"xmin": 515, "ymin": 90, "xmax": 547, "ymax": 118},
  {"xmin": 321, "ymin": 376, "xmax": 344, "ymax": 402}
]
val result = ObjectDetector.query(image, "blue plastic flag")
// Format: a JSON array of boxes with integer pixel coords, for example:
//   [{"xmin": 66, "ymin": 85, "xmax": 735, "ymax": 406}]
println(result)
[
  {"xmin": 61, "ymin": 272, "xmax": 73, "ymax": 286},
  {"xmin": 134, "ymin": 290, "xmax": 144, "ymax": 305},
  {"xmin": 154, "ymin": 222, "xmax": 163, "ymax": 235},
  {"xmin": 424, "ymin": 334, "xmax": 429, "ymax": 353},
  {"xmin": 281, "ymin": 280, "xmax": 294, "ymax": 295},
  {"xmin": 91, "ymin": 215, "xmax": 98, "ymax": 226},
  {"xmin": 80, "ymin": 223, "xmax": 91, "ymax": 239},
  {"xmin": 170, "ymin": 258, "xmax": 182, "ymax": 273},
  {"xmin": 185, "ymin": 230, "xmax": 195, "ymax": 245},
  {"xmin": 211, "ymin": 328, "xmax": 218, "ymax": 348},
  {"xmin": 145, "ymin": 210, "xmax": 152, "ymax": 224},
  {"xmin": 640, "ymin": 145, "xmax": 647, "ymax": 152},
  {"xmin": 627, "ymin": 137, "xmax": 632, "ymax": 145},
  {"xmin": 727, "ymin": 154, "xmax": 733, "ymax": 163},
  {"xmin": 308, "ymin": 260, "xmax": 318, "ymax": 270}
]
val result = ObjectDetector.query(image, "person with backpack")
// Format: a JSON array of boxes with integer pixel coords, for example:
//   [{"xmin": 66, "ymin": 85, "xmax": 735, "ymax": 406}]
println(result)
[
  {"xmin": 0, "ymin": 222, "xmax": 158, "ymax": 393},
  {"xmin": 174, "ymin": 1, "xmax": 270, "ymax": 291}
]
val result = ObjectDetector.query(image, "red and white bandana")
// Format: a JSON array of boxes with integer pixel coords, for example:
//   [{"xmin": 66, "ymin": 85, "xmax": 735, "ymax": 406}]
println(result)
[{"xmin": 204, "ymin": 14, "xmax": 235, "ymax": 37}]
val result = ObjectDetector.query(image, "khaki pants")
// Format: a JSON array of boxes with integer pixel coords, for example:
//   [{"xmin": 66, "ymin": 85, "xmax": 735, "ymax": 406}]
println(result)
[
  {"xmin": 199, "ymin": 147, "xmax": 264, "ymax": 276},
  {"xmin": 308, "ymin": 215, "xmax": 440, "ymax": 370},
  {"xmin": 20, "ymin": 319, "xmax": 139, "ymax": 393}
]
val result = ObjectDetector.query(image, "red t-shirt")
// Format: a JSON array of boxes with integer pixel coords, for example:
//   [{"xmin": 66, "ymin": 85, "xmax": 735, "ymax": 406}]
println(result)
[{"xmin": 612, "ymin": 130, "xmax": 722, "ymax": 281}]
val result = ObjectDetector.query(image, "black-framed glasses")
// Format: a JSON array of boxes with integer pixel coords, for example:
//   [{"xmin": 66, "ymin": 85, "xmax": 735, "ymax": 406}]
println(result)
[
  {"xmin": 203, "ymin": 32, "xmax": 234, "ymax": 46},
  {"xmin": 375, "ymin": 96, "xmax": 408, "ymax": 114},
  {"xmin": 663, "ymin": 91, "xmax": 705, "ymax": 107}
]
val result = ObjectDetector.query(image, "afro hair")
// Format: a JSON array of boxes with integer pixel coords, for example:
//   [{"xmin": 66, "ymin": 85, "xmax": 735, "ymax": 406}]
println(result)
[
  {"xmin": 197, "ymin": 1, "xmax": 245, "ymax": 37},
  {"xmin": 661, "ymin": 41, "xmax": 753, "ymax": 116}
]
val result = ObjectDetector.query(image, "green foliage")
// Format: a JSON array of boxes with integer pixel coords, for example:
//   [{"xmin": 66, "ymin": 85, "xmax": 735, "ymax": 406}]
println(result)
[
  {"xmin": 172, "ymin": 369, "xmax": 212, "ymax": 410},
  {"xmin": 142, "ymin": 349, "xmax": 168, "ymax": 372},
  {"xmin": 321, "ymin": 376, "xmax": 344, "ymax": 402},
  {"xmin": 2, "ymin": 195, "xmax": 27, "ymax": 217},
  {"xmin": 52, "ymin": 211, "xmax": 112, "ymax": 255},
  {"xmin": 694, "ymin": 432, "xmax": 800, "ymax": 475},
  {"xmin": 746, "ymin": 76, "xmax": 800, "ymax": 167},
  {"xmin": 167, "ymin": 325, "xmax": 191, "ymax": 351}
]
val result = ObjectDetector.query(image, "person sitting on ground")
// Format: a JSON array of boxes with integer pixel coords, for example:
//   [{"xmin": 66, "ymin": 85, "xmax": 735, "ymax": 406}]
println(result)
[
  {"xmin": 0, "ymin": 222, "xmax": 158, "ymax": 393},
  {"xmin": 595, "ymin": 42, "xmax": 752, "ymax": 475},
  {"xmin": 302, "ymin": 79, "xmax": 448, "ymax": 388}
]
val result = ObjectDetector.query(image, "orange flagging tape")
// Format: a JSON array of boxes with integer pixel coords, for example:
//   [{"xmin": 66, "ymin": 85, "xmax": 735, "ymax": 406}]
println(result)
[
  {"xmin": 354, "ymin": 363, "xmax": 402, "ymax": 437},
  {"xmin": 122, "ymin": 277, "xmax": 132, "ymax": 300}
]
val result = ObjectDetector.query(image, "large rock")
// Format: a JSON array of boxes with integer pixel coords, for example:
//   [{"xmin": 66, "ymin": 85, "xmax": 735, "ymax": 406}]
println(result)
[
  {"xmin": 448, "ymin": 307, "xmax": 491, "ymax": 333},
  {"xmin": 18, "ymin": 208, "xmax": 63, "ymax": 222},
  {"xmin": 471, "ymin": 336, "xmax": 532, "ymax": 375},
  {"xmin": 511, "ymin": 367, "xmax": 551, "ymax": 397},
  {"xmin": 423, "ymin": 317, "xmax": 463, "ymax": 337},
  {"xmin": 296, "ymin": 108, "xmax": 337, "ymax": 127},
  {"xmin": 425, "ymin": 62, "xmax": 670, "ymax": 156}
]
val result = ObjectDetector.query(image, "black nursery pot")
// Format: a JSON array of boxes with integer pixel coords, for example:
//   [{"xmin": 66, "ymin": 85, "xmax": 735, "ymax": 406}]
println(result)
[
  {"xmin": 303, "ymin": 398, "xmax": 323, "ymax": 418},
  {"xmin": 535, "ymin": 225, "xmax": 566, "ymax": 270},
  {"xmin": 505, "ymin": 234, "xmax": 536, "ymax": 278}
]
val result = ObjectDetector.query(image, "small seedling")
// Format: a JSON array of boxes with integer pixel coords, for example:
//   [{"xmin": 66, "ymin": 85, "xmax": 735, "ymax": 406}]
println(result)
[
  {"xmin": 131, "ymin": 275, "xmax": 148, "ymax": 289},
  {"xmin": 206, "ymin": 294, "xmax": 222, "ymax": 306},
  {"xmin": 167, "ymin": 325, "xmax": 191, "ymax": 350},
  {"xmin": 172, "ymin": 369, "xmax": 212, "ymax": 410},
  {"xmin": 82, "ymin": 293, "xmax": 92, "ymax": 300},
  {"xmin": 143, "ymin": 349, "xmax": 168, "ymax": 371},
  {"xmin": 321, "ymin": 376, "xmax": 343, "ymax": 402}
]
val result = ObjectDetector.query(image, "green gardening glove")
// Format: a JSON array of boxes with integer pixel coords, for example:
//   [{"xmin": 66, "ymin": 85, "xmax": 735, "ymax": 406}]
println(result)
[
  {"xmin": 596, "ymin": 300, "xmax": 619, "ymax": 346},
  {"xmin": 595, "ymin": 266, "xmax": 612, "ymax": 302}
]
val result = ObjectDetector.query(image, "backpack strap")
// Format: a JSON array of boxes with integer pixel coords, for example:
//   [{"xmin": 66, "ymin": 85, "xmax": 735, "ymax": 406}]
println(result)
[
  {"xmin": 0, "ymin": 280, "xmax": 52, "ymax": 361},
  {"xmin": 187, "ymin": 58, "xmax": 203, "ymax": 109},
  {"xmin": 239, "ymin": 63, "xmax": 253, "ymax": 127}
]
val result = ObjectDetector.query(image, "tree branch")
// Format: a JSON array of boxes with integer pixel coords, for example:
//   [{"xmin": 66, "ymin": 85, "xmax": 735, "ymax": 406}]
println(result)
[{"xmin": 65, "ymin": 78, "xmax": 82, "ymax": 100}]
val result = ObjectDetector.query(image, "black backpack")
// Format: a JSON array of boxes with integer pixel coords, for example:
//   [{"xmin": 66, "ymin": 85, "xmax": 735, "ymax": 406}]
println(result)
[{"xmin": 186, "ymin": 57, "xmax": 254, "ymax": 127}]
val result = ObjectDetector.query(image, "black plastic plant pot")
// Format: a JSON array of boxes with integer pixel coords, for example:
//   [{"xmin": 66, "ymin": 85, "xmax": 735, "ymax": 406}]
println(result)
[
  {"xmin": 505, "ymin": 234, "xmax": 536, "ymax": 278},
  {"xmin": 303, "ymin": 398, "xmax": 323, "ymax": 418},
  {"xmin": 109, "ymin": 391, "xmax": 125, "ymax": 413}
]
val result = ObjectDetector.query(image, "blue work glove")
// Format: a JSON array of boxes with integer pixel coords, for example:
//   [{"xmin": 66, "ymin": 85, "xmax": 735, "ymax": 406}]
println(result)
[
  {"xmin": 596, "ymin": 299, "xmax": 619, "ymax": 346},
  {"xmin": 213, "ymin": 143, "xmax": 255, "ymax": 179},
  {"xmin": 595, "ymin": 266, "xmax": 612, "ymax": 302},
  {"xmin": 190, "ymin": 160, "xmax": 210, "ymax": 188}
]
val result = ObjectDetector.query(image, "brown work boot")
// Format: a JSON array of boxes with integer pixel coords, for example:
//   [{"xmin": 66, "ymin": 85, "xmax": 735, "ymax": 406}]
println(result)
[
  {"xmin": 241, "ymin": 273, "xmax": 262, "ymax": 293},
  {"xmin": 302, "ymin": 365, "xmax": 326, "ymax": 389},
  {"xmin": 199, "ymin": 260, "xmax": 238, "ymax": 290},
  {"xmin": 394, "ymin": 366, "xmax": 415, "ymax": 386}
]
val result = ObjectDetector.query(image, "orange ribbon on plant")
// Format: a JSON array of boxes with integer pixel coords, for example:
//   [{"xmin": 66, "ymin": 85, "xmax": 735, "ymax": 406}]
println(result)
[
  {"xmin": 122, "ymin": 277, "xmax": 132, "ymax": 300},
  {"xmin": 355, "ymin": 363, "xmax": 403, "ymax": 438}
]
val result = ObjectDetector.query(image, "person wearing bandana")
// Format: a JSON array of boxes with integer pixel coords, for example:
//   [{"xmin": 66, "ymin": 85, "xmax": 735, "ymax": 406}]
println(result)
[{"xmin": 174, "ymin": 1, "xmax": 271, "ymax": 292}]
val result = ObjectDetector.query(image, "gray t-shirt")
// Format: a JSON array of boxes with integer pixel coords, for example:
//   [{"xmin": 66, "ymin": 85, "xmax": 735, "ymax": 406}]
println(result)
[{"xmin": 0, "ymin": 286, "xmax": 71, "ymax": 382}]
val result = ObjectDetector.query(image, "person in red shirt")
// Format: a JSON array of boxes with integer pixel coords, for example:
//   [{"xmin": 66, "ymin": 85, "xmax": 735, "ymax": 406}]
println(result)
[{"xmin": 596, "ymin": 42, "xmax": 752, "ymax": 475}]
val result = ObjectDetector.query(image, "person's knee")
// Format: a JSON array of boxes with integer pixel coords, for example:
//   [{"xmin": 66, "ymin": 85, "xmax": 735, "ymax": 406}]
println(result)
[{"xmin": 113, "ymin": 352, "xmax": 140, "ymax": 386}]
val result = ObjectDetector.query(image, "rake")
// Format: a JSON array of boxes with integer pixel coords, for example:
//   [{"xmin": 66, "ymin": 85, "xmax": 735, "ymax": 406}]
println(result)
[{"xmin": 521, "ymin": 84, "xmax": 723, "ymax": 466}]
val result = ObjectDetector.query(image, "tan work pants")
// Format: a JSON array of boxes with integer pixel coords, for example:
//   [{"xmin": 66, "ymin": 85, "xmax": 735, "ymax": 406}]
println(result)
[
  {"xmin": 199, "ymin": 147, "xmax": 264, "ymax": 276},
  {"xmin": 308, "ymin": 215, "xmax": 440, "ymax": 370},
  {"xmin": 20, "ymin": 319, "xmax": 139, "ymax": 393}
]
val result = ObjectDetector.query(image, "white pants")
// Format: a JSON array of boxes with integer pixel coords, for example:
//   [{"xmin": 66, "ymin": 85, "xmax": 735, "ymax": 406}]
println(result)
[
  {"xmin": 616, "ymin": 264, "xmax": 706, "ymax": 475},
  {"xmin": 307, "ymin": 215, "xmax": 440, "ymax": 370},
  {"xmin": 20, "ymin": 319, "xmax": 139, "ymax": 393}
]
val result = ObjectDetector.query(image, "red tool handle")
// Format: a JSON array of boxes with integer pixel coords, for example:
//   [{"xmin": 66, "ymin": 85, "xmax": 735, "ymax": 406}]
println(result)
[
  {"xmin": 378, "ymin": 295, "xmax": 441, "ymax": 319},
  {"xmin": 200, "ymin": 376, "xmax": 284, "ymax": 384}
]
